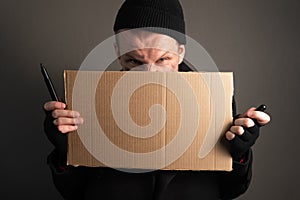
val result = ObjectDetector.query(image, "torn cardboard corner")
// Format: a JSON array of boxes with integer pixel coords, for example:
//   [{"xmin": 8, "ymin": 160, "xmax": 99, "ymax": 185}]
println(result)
[{"xmin": 64, "ymin": 70, "xmax": 234, "ymax": 171}]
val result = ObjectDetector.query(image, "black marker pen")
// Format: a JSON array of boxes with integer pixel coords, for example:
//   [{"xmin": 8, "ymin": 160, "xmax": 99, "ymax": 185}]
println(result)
[
  {"xmin": 40, "ymin": 63, "xmax": 60, "ymax": 102},
  {"xmin": 255, "ymin": 104, "xmax": 267, "ymax": 112},
  {"xmin": 253, "ymin": 104, "xmax": 267, "ymax": 126}
]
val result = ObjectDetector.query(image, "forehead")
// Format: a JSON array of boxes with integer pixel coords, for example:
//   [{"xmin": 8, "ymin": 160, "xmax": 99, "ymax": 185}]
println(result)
[{"xmin": 116, "ymin": 29, "xmax": 179, "ymax": 56}]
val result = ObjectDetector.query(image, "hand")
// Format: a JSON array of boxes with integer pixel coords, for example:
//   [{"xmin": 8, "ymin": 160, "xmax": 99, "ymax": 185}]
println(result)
[
  {"xmin": 43, "ymin": 101, "xmax": 84, "ymax": 133},
  {"xmin": 225, "ymin": 107, "xmax": 271, "ymax": 160},
  {"xmin": 43, "ymin": 101, "xmax": 84, "ymax": 166}
]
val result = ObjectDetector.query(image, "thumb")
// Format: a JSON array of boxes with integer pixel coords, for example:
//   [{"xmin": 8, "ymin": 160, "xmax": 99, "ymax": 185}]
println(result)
[{"xmin": 239, "ymin": 107, "xmax": 271, "ymax": 126}]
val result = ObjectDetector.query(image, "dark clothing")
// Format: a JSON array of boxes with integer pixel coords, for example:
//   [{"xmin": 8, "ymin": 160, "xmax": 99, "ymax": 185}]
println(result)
[{"xmin": 47, "ymin": 148, "xmax": 252, "ymax": 200}]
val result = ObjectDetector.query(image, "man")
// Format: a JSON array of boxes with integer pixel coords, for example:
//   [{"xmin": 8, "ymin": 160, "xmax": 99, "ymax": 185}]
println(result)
[{"xmin": 43, "ymin": 0, "xmax": 270, "ymax": 199}]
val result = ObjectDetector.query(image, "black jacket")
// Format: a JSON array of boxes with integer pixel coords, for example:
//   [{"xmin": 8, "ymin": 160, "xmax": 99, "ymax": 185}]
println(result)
[{"xmin": 47, "ymin": 148, "xmax": 252, "ymax": 200}]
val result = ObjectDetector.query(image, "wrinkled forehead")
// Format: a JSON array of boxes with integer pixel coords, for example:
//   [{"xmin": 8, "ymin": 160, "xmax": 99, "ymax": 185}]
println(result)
[{"xmin": 116, "ymin": 29, "xmax": 179, "ymax": 56}]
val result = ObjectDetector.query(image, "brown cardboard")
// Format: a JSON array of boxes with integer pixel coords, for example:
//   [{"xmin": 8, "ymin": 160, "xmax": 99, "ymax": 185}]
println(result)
[{"xmin": 64, "ymin": 70, "xmax": 234, "ymax": 171}]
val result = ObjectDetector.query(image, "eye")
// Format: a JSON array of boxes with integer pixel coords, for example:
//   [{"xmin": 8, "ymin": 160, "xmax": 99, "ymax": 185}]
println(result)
[
  {"xmin": 157, "ymin": 57, "xmax": 170, "ymax": 63},
  {"xmin": 128, "ymin": 59, "xmax": 143, "ymax": 65}
]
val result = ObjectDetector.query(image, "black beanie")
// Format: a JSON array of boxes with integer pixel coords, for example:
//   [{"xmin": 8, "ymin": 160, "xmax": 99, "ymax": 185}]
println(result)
[{"xmin": 113, "ymin": 0, "xmax": 186, "ymax": 44}]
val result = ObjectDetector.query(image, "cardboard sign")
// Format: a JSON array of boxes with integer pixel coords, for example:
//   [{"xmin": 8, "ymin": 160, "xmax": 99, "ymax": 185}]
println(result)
[{"xmin": 64, "ymin": 71, "xmax": 234, "ymax": 171}]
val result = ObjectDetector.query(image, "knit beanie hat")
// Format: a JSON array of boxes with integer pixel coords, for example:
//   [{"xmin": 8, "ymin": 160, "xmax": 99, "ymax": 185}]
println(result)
[{"xmin": 113, "ymin": 0, "xmax": 186, "ymax": 44}]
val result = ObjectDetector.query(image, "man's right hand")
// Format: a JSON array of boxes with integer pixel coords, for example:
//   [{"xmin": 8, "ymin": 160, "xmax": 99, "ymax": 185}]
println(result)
[{"xmin": 43, "ymin": 101, "xmax": 84, "ymax": 134}]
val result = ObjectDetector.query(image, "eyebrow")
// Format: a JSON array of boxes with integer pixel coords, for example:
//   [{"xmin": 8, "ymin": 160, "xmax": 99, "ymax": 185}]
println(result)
[
  {"xmin": 159, "ymin": 51, "xmax": 170, "ymax": 58},
  {"xmin": 124, "ymin": 54, "xmax": 143, "ymax": 63},
  {"xmin": 125, "ymin": 51, "xmax": 171, "ymax": 61}
]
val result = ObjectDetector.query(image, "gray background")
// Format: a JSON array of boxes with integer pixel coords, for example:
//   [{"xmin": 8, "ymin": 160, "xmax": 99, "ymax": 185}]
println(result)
[{"xmin": 1, "ymin": 0, "xmax": 299, "ymax": 199}]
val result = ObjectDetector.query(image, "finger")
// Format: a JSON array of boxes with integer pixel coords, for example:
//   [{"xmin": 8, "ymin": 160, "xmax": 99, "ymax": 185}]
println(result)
[
  {"xmin": 230, "ymin": 125, "xmax": 253, "ymax": 141},
  {"xmin": 230, "ymin": 126, "xmax": 245, "ymax": 135},
  {"xmin": 230, "ymin": 126, "xmax": 252, "ymax": 141},
  {"xmin": 234, "ymin": 118, "xmax": 255, "ymax": 128},
  {"xmin": 57, "ymin": 125, "xmax": 78, "ymax": 134},
  {"xmin": 53, "ymin": 117, "xmax": 84, "ymax": 126},
  {"xmin": 52, "ymin": 109, "xmax": 81, "ymax": 118},
  {"xmin": 44, "ymin": 101, "xmax": 66, "ymax": 111},
  {"xmin": 248, "ymin": 111, "xmax": 271, "ymax": 126},
  {"xmin": 239, "ymin": 107, "xmax": 256, "ymax": 118},
  {"xmin": 238, "ymin": 107, "xmax": 271, "ymax": 126},
  {"xmin": 228, "ymin": 127, "xmax": 253, "ymax": 142},
  {"xmin": 225, "ymin": 131, "xmax": 235, "ymax": 140}
]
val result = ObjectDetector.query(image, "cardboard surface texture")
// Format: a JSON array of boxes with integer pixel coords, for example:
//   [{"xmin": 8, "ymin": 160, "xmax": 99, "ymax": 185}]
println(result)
[{"xmin": 64, "ymin": 71, "xmax": 234, "ymax": 171}]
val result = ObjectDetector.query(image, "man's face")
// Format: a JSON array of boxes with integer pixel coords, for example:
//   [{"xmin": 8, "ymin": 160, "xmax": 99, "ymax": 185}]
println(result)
[{"xmin": 115, "ymin": 29, "xmax": 185, "ymax": 72}]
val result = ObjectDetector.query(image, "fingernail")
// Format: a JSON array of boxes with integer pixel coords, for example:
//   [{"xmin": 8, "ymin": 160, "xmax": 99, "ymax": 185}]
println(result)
[
  {"xmin": 74, "ymin": 125, "xmax": 78, "ymax": 130},
  {"xmin": 226, "ymin": 134, "xmax": 235, "ymax": 141},
  {"xmin": 53, "ymin": 119, "xmax": 58, "ymax": 125}
]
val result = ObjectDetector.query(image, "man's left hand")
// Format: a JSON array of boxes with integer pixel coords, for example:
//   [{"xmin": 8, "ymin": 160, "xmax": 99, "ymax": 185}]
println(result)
[{"xmin": 225, "ymin": 107, "xmax": 271, "ymax": 160}]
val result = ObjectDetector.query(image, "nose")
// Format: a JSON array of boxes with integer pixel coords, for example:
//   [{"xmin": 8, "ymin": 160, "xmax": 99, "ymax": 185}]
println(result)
[
  {"xmin": 144, "ymin": 64, "xmax": 175, "ymax": 72},
  {"xmin": 144, "ymin": 63, "xmax": 152, "ymax": 71},
  {"xmin": 146, "ymin": 63, "xmax": 158, "ymax": 72},
  {"xmin": 130, "ymin": 63, "xmax": 173, "ymax": 72}
]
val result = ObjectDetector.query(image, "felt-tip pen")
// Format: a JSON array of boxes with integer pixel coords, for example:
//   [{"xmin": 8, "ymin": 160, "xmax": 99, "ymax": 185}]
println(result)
[
  {"xmin": 255, "ymin": 104, "xmax": 267, "ymax": 112},
  {"xmin": 40, "ymin": 63, "xmax": 60, "ymax": 102}
]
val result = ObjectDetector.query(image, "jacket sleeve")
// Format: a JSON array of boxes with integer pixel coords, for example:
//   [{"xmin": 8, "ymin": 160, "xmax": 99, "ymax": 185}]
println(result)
[
  {"xmin": 218, "ymin": 96, "xmax": 253, "ymax": 199},
  {"xmin": 219, "ymin": 149, "xmax": 253, "ymax": 199},
  {"xmin": 47, "ymin": 149, "xmax": 92, "ymax": 200},
  {"xmin": 44, "ymin": 112, "xmax": 90, "ymax": 200}
]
